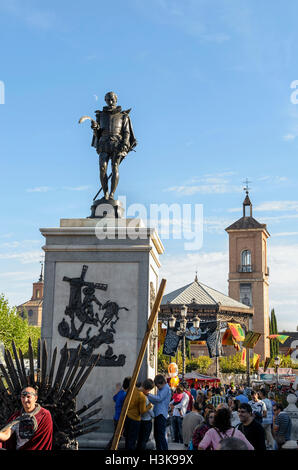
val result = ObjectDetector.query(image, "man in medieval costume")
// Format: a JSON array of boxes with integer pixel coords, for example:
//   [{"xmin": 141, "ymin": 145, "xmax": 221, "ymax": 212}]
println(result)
[{"xmin": 0, "ymin": 386, "xmax": 53, "ymax": 450}]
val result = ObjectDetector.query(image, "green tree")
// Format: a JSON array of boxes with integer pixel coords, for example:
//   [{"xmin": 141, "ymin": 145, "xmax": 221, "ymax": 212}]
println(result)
[
  {"xmin": 0, "ymin": 294, "xmax": 40, "ymax": 356},
  {"xmin": 219, "ymin": 352, "xmax": 247, "ymax": 374},
  {"xmin": 270, "ymin": 308, "xmax": 279, "ymax": 358},
  {"xmin": 186, "ymin": 356, "xmax": 213, "ymax": 374}
]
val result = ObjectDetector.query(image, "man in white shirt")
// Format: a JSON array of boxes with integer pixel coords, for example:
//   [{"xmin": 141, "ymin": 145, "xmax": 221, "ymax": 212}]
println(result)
[
  {"xmin": 258, "ymin": 388, "xmax": 275, "ymax": 449},
  {"xmin": 248, "ymin": 390, "xmax": 267, "ymax": 424},
  {"xmin": 170, "ymin": 389, "xmax": 189, "ymax": 443}
]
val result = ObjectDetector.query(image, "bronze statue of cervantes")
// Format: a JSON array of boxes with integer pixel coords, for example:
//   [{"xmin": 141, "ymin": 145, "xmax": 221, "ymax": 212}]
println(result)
[{"xmin": 79, "ymin": 92, "xmax": 137, "ymax": 201}]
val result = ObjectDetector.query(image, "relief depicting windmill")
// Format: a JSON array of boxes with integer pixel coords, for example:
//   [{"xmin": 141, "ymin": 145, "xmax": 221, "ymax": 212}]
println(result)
[{"xmin": 58, "ymin": 265, "xmax": 128, "ymax": 367}]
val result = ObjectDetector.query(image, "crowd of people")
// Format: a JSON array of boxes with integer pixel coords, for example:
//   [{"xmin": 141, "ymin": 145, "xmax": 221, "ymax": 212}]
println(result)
[
  {"xmin": 0, "ymin": 377, "xmax": 296, "ymax": 451},
  {"xmin": 111, "ymin": 376, "xmax": 297, "ymax": 451}
]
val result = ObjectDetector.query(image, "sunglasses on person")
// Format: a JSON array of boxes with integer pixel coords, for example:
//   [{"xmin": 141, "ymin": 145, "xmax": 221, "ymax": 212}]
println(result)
[{"xmin": 20, "ymin": 392, "xmax": 37, "ymax": 398}]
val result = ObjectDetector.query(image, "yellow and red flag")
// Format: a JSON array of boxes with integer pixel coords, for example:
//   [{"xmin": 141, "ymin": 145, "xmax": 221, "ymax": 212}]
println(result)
[
  {"xmin": 241, "ymin": 348, "xmax": 247, "ymax": 366},
  {"xmin": 227, "ymin": 323, "xmax": 245, "ymax": 342},
  {"xmin": 252, "ymin": 353, "xmax": 260, "ymax": 370},
  {"xmin": 222, "ymin": 327, "xmax": 240, "ymax": 350}
]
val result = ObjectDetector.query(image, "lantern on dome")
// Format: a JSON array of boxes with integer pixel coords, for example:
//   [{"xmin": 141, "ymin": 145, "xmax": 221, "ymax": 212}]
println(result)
[{"xmin": 168, "ymin": 362, "xmax": 178, "ymax": 378}]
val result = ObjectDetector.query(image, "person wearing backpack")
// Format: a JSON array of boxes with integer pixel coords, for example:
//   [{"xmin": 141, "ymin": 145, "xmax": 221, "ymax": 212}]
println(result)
[{"xmin": 198, "ymin": 407, "xmax": 254, "ymax": 450}]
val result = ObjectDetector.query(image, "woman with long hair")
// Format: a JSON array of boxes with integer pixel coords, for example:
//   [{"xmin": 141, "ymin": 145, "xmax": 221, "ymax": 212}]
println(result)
[
  {"xmin": 228, "ymin": 397, "xmax": 241, "ymax": 427},
  {"xmin": 198, "ymin": 407, "xmax": 254, "ymax": 450},
  {"xmin": 191, "ymin": 408, "xmax": 215, "ymax": 450}
]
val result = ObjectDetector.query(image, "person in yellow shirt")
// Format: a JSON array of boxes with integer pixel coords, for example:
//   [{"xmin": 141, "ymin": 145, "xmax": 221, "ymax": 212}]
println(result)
[{"xmin": 124, "ymin": 379, "xmax": 154, "ymax": 450}]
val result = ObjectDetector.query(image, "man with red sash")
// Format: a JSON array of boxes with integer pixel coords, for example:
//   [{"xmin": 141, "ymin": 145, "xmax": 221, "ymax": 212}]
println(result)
[{"xmin": 0, "ymin": 386, "xmax": 53, "ymax": 450}]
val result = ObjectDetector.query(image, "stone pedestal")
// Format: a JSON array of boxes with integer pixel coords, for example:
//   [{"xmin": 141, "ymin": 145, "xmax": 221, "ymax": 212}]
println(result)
[
  {"xmin": 40, "ymin": 217, "xmax": 164, "ymax": 438},
  {"xmin": 284, "ymin": 393, "xmax": 298, "ymax": 442}
]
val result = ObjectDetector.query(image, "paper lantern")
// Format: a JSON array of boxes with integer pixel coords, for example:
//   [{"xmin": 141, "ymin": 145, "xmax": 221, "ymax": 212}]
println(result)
[
  {"xmin": 168, "ymin": 362, "xmax": 178, "ymax": 377},
  {"xmin": 170, "ymin": 376, "xmax": 180, "ymax": 387}
]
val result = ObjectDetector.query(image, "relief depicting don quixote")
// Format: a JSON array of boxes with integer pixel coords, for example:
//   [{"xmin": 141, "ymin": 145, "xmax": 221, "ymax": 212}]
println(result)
[{"xmin": 58, "ymin": 265, "xmax": 128, "ymax": 366}]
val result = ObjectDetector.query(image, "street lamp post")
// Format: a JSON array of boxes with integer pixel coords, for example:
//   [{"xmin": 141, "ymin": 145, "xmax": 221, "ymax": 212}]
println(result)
[
  {"xmin": 274, "ymin": 356, "xmax": 281, "ymax": 387},
  {"xmin": 168, "ymin": 306, "xmax": 200, "ymax": 382}
]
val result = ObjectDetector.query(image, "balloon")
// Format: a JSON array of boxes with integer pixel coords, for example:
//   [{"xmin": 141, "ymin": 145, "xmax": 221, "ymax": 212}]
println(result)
[
  {"xmin": 168, "ymin": 362, "xmax": 178, "ymax": 378},
  {"xmin": 170, "ymin": 376, "xmax": 180, "ymax": 387}
]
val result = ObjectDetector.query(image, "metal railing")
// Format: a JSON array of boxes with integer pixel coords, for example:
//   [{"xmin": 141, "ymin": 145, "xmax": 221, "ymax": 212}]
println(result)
[{"xmin": 238, "ymin": 264, "xmax": 253, "ymax": 273}]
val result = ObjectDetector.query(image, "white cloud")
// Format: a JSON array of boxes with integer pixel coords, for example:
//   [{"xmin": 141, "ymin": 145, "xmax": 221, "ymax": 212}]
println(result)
[
  {"xmin": 63, "ymin": 185, "xmax": 91, "ymax": 191},
  {"xmin": 283, "ymin": 133, "xmax": 296, "ymax": 141},
  {"xmin": 0, "ymin": 250, "xmax": 42, "ymax": 264},
  {"xmin": 254, "ymin": 201, "xmax": 298, "ymax": 212},
  {"xmin": 159, "ymin": 243, "xmax": 298, "ymax": 331},
  {"xmin": 165, "ymin": 183, "xmax": 241, "ymax": 196},
  {"xmin": 273, "ymin": 232, "xmax": 298, "ymax": 237},
  {"xmin": 26, "ymin": 186, "xmax": 52, "ymax": 193}
]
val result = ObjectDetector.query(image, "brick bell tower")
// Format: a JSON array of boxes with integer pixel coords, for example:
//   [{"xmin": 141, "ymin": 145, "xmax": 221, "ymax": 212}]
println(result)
[{"xmin": 225, "ymin": 186, "xmax": 270, "ymax": 360}]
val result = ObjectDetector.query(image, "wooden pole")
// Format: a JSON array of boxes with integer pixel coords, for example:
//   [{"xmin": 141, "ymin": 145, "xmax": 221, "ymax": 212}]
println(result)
[{"xmin": 110, "ymin": 278, "xmax": 167, "ymax": 450}]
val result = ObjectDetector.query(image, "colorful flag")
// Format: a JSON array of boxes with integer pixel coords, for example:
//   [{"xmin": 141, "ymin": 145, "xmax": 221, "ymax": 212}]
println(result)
[
  {"xmin": 284, "ymin": 347, "xmax": 294, "ymax": 357},
  {"xmin": 252, "ymin": 353, "xmax": 260, "ymax": 370},
  {"xmin": 227, "ymin": 323, "xmax": 245, "ymax": 341},
  {"xmin": 222, "ymin": 328, "xmax": 234, "ymax": 345},
  {"xmin": 267, "ymin": 334, "xmax": 289, "ymax": 344},
  {"xmin": 243, "ymin": 331, "xmax": 262, "ymax": 349},
  {"xmin": 263, "ymin": 357, "xmax": 271, "ymax": 372},
  {"xmin": 222, "ymin": 328, "xmax": 240, "ymax": 350},
  {"xmin": 158, "ymin": 322, "xmax": 167, "ymax": 348},
  {"xmin": 241, "ymin": 348, "xmax": 247, "ymax": 366}
]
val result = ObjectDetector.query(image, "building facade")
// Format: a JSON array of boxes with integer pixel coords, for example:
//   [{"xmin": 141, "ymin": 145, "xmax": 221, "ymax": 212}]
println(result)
[
  {"xmin": 225, "ymin": 192, "xmax": 270, "ymax": 360},
  {"xmin": 17, "ymin": 272, "xmax": 43, "ymax": 327}
]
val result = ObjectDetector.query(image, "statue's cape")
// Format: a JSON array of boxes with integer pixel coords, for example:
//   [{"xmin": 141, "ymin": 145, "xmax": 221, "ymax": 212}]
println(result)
[
  {"xmin": 2, "ymin": 406, "xmax": 53, "ymax": 450},
  {"xmin": 91, "ymin": 107, "xmax": 137, "ymax": 152}
]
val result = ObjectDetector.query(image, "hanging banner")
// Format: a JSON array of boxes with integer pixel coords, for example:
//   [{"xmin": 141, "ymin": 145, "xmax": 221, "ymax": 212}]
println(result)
[
  {"xmin": 263, "ymin": 357, "xmax": 271, "ymax": 372},
  {"xmin": 252, "ymin": 353, "xmax": 260, "ymax": 370},
  {"xmin": 241, "ymin": 348, "xmax": 247, "ymax": 366},
  {"xmin": 227, "ymin": 323, "xmax": 245, "ymax": 342},
  {"xmin": 158, "ymin": 322, "xmax": 167, "ymax": 348},
  {"xmin": 162, "ymin": 328, "xmax": 181, "ymax": 356},
  {"xmin": 222, "ymin": 328, "xmax": 234, "ymax": 345},
  {"xmin": 163, "ymin": 321, "xmax": 222, "ymax": 358},
  {"xmin": 222, "ymin": 328, "xmax": 240, "ymax": 351},
  {"xmin": 242, "ymin": 331, "xmax": 262, "ymax": 349},
  {"xmin": 185, "ymin": 321, "xmax": 222, "ymax": 358},
  {"xmin": 284, "ymin": 347, "xmax": 294, "ymax": 357},
  {"xmin": 267, "ymin": 334, "xmax": 289, "ymax": 344}
]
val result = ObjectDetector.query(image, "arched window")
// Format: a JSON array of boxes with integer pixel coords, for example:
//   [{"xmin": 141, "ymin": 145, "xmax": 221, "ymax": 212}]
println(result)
[
  {"xmin": 28, "ymin": 309, "xmax": 33, "ymax": 317},
  {"xmin": 36, "ymin": 289, "xmax": 40, "ymax": 298},
  {"xmin": 241, "ymin": 250, "xmax": 252, "ymax": 272}
]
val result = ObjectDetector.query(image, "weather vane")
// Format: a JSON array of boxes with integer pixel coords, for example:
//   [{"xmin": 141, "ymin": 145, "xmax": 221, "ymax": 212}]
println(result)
[{"xmin": 243, "ymin": 178, "xmax": 252, "ymax": 195}]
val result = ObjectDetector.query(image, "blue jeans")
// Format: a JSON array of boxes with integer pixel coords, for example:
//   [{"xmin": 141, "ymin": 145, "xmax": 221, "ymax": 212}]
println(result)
[
  {"xmin": 137, "ymin": 420, "xmax": 152, "ymax": 450},
  {"xmin": 172, "ymin": 415, "xmax": 183, "ymax": 443},
  {"xmin": 124, "ymin": 417, "xmax": 141, "ymax": 450},
  {"xmin": 154, "ymin": 415, "xmax": 168, "ymax": 450}
]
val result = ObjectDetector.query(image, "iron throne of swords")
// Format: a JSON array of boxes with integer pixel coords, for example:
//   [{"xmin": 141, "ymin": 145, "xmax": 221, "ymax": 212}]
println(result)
[{"xmin": 58, "ymin": 265, "xmax": 128, "ymax": 367}]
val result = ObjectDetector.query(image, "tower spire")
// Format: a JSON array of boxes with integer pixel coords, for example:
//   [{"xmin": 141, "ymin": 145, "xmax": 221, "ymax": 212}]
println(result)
[
  {"xmin": 242, "ymin": 178, "xmax": 252, "ymax": 217},
  {"xmin": 39, "ymin": 256, "xmax": 44, "ymax": 282}
]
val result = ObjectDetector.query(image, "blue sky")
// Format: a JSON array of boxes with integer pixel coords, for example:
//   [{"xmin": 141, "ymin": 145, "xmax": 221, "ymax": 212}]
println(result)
[{"xmin": 0, "ymin": 0, "xmax": 298, "ymax": 331}]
